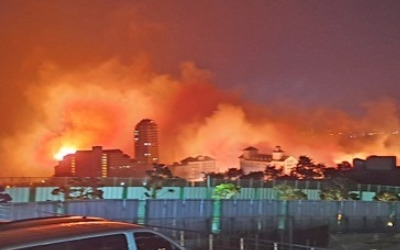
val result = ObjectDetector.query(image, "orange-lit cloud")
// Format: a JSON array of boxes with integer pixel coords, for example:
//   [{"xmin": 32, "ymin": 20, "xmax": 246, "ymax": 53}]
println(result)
[
  {"xmin": 1, "ymin": 2, "xmax": 400, "ymax": 177},
  {"xmin": 2, "ymin": 57, "xmax": 400, "ymax": 177}
]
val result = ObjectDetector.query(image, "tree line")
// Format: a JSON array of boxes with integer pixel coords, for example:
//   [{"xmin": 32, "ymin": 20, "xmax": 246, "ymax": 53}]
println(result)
[{"xmin": 205, "ymin": 155, "xmax": 352, "ymax": 181}]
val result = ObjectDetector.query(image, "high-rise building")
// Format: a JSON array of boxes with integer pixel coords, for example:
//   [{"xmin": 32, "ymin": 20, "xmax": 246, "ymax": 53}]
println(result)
[{"xmin": 134, "ymin": 119, "xmax": 159, "ymax": 164}]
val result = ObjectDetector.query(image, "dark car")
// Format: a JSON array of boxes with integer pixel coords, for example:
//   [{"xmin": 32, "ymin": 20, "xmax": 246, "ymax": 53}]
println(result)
[{"xmin": 0, "ymin": 215, "xmax": 186, "ymax": 250}]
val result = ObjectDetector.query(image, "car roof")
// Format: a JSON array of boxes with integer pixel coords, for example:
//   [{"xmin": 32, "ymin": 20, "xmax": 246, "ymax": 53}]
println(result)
[
  {"xmin": 0, "ymin": 219, "xmax": 147, "ymax": 248},
  {"xmin": 0, "ymin": 215, "xmax": 107, "ymax": 230}
]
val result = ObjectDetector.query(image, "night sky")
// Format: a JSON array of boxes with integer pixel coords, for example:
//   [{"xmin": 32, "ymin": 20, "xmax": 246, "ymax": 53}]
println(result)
[{"xmin": 1, "ymin": 1, "xmax": 400, "ymax": 176}]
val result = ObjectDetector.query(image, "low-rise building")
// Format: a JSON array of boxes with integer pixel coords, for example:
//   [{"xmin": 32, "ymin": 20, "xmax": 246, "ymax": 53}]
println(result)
[
  {"xmin": 239, "ymin": 146, "xmax": 297, "ymax": 175},
  {"xmin": 169, "ymin": 156, "xmax": 216, "ymax": 182},
  {"xmin": 353, "ymin": 156, "xmax": 396, "ymax": 171},
  {"xmin": 54, "ymin": 146, "xmax": 148, "ymax": 178},
  {"xmin": 347, "ymin": 155, "xmax": 400, "ymax": 185}
]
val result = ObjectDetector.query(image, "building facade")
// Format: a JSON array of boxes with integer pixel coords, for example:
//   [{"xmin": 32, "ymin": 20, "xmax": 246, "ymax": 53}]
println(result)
[
  {"xmin": 169, "ymin": 156, "xmax": 216, "ymax": 182},
  {"xmin": 54, "ymin": 146, "xmax": 134, "ymax": 177},
  {"xmin": 134, "ymin": 119, "xmax": 159, "ymax": 165},
  {"xmin": 239, "ymin": 146, "xmax": 297, "ymax": 175},
  {"xmin": 353, "ymin": 156, "xmax": 397, "ymax": 171}
]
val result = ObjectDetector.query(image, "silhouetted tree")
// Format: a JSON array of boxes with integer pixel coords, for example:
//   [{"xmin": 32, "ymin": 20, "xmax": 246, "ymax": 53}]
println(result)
[
  {"xmin": 322, "ymin": 167, "xmax": 341, "ymax": 179},
  {"xmin": 143, "ymin": 164, "xmax": 175, "ymax": 199},
  {"xmin": 373, "ymin": 191, "xmax": 400, "ymax": 201},
  {"xmin": 276, "ymin": 174, "xmax": 297, "ymax": 180},
  {"xmin": 274, "ymin": 184, "xmax": 308, "ymax": 200},
  {"xmin": 240, "ymin": 171, "xmax": 264, "ymax": 180},
  {"xmin": 337, "ymin": 161, "xmax": 352, "ymax": 171},
  {"xmin": 320, "ymin": 177, "xmax": 359, "ymax": 200},
  {"xmin": 225, "ymin": 168, "xmax": 243, "ymax": 180},
  {"xmin": 291, "ymin": 156, "xmax": 325, "ymax": 179},
  {"xmin": 264, "ymin": 165, "xmax": 283, "ymax": 180}
]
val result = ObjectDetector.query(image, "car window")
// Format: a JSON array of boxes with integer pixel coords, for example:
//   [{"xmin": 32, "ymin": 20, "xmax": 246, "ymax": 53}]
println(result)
[
  {"xmin": 20, "ymin": 234, "xmax": 128, "ymax": 250},
  {"xmin": 134, "ymin": 232, "xmax": 178, "ymax": 250}
]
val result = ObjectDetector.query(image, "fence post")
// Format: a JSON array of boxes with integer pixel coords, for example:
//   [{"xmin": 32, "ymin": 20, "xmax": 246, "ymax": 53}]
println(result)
[
  {"xmin": 211, "ymin": 200, "xmax": 221, "ymax": 233},
  {"xmin": 278, "ymin": 200, "xmax": 288, "ymax": 242},
  {"xmin": 137, "ymin": 199, "xmax": 147, "ymax": 224},
  {"xmin": 53, "ymin": 200, "xmax": 67, "ymax": 215},
  {"xmin": 209, "ymin": 234, "xmax": 213, "ymax": 250},
  {"xmin": 254, "ymin": 233, "xmax": 260, "ymax": 250},
  {"xmin": 28, "ymin": 186, "xmax": 36, "ymax": 202},
  {"xmin": 122, "ymin": 186, "xmax": 128, "ymax": 199},
  {"xmin": 179, "ymin": 230, "xmax": 185, "ymax": 247}
]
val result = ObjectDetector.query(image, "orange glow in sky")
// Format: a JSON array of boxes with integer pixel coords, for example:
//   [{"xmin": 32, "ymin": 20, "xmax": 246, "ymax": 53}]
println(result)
[
  {"xmin": 54, "ymin": 146, "xmax": 77, "ymax": 161},
  {"xmin": 1, "ymin": 2, "xmax": 400, "ymax": 177}
]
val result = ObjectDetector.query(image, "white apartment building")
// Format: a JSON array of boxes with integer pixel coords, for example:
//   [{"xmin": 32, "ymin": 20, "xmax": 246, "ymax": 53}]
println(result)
[
  {"xmin": 169, "ymin": 156, "xmax": 216, "ymax": 181},
  {"xmin": 239, "ymin": 146, "xmax": 297, "ymax": 175}
]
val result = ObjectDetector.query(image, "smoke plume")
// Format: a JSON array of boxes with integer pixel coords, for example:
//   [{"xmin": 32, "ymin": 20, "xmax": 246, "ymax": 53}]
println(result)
[
  {"xmin": 1, "ymin": 1, "xmax": 400, "ymax": 176},
  {"xmin": 1, "ymin": 58, "xmax": 399, "ymax": 177}
]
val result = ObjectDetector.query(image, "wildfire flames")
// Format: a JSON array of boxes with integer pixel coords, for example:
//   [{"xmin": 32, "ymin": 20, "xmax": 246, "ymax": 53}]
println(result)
[
  {"xmin": 2, "ymin": 60, "xmax": 396, "ymax": 177},
  {"xmin": 1, "ymin": 2, "xmax": 400, "ymax": 177},
  {"xmin": 53, "ymin": 146, "xmax": 77, "ymax": 161}
]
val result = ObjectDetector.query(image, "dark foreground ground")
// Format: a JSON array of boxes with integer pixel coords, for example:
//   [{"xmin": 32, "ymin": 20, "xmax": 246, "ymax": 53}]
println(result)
[
  {"xmin": 265, "ymin": 225, "xmax": 400, "ymax": 250},
  {"xmin": 328, "ymin": 233, "xmax": 400, "ymax": 250}
]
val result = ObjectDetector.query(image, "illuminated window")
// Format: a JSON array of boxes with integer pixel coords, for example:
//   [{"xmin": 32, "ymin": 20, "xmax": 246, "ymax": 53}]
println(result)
[
  {"xmin": 101, "ymin": 154, "xmax": 108, "ymax": 177},
  {"xmin": 71, "ymin": 156, "xmax": 76, "ymax": 175}
]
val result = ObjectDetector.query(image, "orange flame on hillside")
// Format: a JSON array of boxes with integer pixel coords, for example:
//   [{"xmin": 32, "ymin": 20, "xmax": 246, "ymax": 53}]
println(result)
[
  {"xmin": 2, "ymin": 60, "xmax": 400, "ymax": 177},
  {"xmin": 54, "ymin": 146, "xmax": 77, "ymax": 161}
]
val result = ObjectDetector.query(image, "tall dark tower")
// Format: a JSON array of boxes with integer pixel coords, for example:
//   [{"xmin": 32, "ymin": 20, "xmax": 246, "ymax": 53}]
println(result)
[{"xmin": 134, "ymin": 119, "xmax": 159, "ymax": 164}]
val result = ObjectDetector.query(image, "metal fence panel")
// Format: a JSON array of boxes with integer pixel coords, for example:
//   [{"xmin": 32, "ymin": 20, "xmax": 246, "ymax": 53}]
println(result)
[
  {"xmin": 360, "ymin": 191, "xmax": 375, "ymax": 201},
  {"xmin": 304, "ymin": 189, "xmax": 321, "ymax": 200},
  {"xmin": 126, "ymin": 187, "xmax": 147, "ymax": 199},
  {"xmin": 105, "ymin": 199, "xmax": 139, "ymax": 222},
  {"xmin": 6, "ymin": 187, "xmax": 29, "ymax": 202},
  {"xmin": 156, "ymin": 187, "xmax": 181, "ymax": 199},
  {"xmin": 146, "ymin": 199, "xmax": 213, "ymax": 232},
  {"xmin": 0, "ymin": 202, "xmax": 59, "ymax": 220},
  {"xmin": 2, "ymin": 198, "xmax": 400, "ymax": 236},
  {"xmin": 126, "ymin": 187, "xmax": 182, "ymax": 199},
  {"xmin": 221, "ymin": 199, "xmax": 279, "ymax": 217},
  {"xmin": 235, "ymin": 188, "xmax": 256, "ymax": 199},
  {"xmin": 6, "ymin": 181, "xmax": 400, "ymax": 202},
  {"xmin": 256, "ymin": 188, "xmax": 276, "ymax": 199},
  {"xmin": 35, "ymin": 187, "xmax": 58, "ymax": 201},
  {"xmin": 288, "ymin": 200, "xmax": 339, "ymax": 217},
  {"xmin": 182, "ymin": 187, "xmax": 210, "ymax": 199},
  {"xmin": 64, "ymin": 199, "xmax": 138, "ymax": 220},
  {"xmin": 66, "ymin": 200, "xmax": 108, "ymax": 217},
  {"xmin": 100, "ymin": 187, "xmax": 123, "ymax": 199},
  {"xmin": 220, "ymin": 199, "xmax": 280, "ymax": 233}
]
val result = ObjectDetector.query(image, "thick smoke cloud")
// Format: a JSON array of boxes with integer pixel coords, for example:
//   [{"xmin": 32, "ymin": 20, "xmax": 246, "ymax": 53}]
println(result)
[
  {"xmin": 1, "ymin": 1, "xmax": 400, "ymax": 176},
  {"xmin": 2, "ymin": 58, "xmax": 400, "ymax": 177}
]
